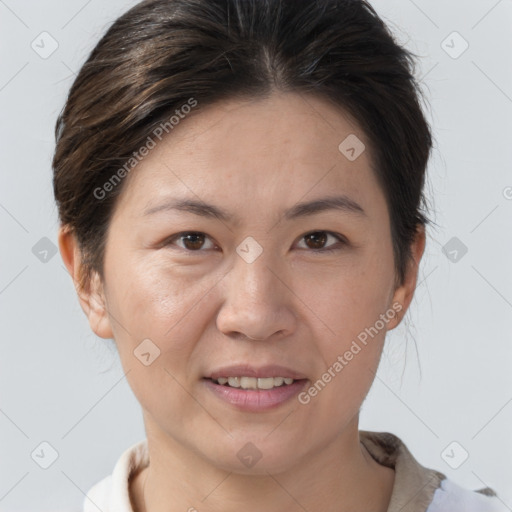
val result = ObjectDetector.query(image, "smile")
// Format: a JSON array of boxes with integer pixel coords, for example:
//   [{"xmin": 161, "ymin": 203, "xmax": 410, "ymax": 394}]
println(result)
[{"xmin": 212, "ymin": 376, "xmax": 295, "ymax": 390}]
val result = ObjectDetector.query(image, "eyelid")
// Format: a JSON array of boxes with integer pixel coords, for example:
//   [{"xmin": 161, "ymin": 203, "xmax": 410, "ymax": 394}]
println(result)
[{"xmin": 293, "ymin": 231, "xmax": 347, "ymax": 254}]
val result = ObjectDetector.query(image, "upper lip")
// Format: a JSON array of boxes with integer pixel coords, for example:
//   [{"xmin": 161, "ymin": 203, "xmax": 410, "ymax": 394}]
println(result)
[{"xmin": 207, "ymin": 364, "xmax": 308, "ymax": 380}]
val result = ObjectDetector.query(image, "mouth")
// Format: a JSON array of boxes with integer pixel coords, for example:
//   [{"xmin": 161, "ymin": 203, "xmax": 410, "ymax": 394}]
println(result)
[
  {"xmin": 207, "ymin": 376, "xmax": 298, "ymax": 390},
  {"xmin": 203, "ymin": 365, "xmax": 308, "ymax": 411}
]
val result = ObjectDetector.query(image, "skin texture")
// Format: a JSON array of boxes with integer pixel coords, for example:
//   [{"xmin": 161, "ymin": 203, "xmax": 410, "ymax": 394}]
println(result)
[{"xmin": 59, "ymin": 91, "xmax": 425, "ymax": 512}]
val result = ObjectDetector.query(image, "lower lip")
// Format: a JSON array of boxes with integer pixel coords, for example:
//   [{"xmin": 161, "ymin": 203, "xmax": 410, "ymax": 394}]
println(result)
[{"xmin": 203, "ymin": 378, "xmax": 308, "ymax": 412}]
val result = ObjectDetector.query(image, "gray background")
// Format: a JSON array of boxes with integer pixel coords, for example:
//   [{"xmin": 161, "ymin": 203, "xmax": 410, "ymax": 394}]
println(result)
[{"xmin": 1, "ymin": 0, "xmax": 511, "ymax": 510}]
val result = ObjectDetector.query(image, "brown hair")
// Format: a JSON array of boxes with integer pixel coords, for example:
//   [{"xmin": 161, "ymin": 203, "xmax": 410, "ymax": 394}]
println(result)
[{"xmin": 53, "ymin": 0, "xmax": 434, "ymax": 293}]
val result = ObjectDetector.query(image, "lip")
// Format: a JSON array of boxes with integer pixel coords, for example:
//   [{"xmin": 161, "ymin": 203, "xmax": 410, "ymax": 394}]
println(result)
[
  {"xmin": 203, "ymin": 378, "xmax": 308, "ymax": 412},
  {"xmin": 207, "ymin": 364, "xmax": 308, "ymax": 380}
]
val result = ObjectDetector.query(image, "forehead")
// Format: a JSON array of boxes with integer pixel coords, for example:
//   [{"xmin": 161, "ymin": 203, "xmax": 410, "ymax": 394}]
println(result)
[
  {"xmin": 112, "ymin": 92, "xmax": 383, "ymax": 221},
  {"xmin": 166, "ymin": 92, "xmax": 368, "ymax": 163}
]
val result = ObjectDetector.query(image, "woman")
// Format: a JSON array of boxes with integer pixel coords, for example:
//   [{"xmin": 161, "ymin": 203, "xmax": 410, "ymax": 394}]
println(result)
[{"xmin": 53, "ymin": 0, "xmax": 506, "ymax": 510}]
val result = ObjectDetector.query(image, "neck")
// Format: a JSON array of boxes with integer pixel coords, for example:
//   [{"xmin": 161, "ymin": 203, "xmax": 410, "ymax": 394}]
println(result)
[{"xmin": 131, "ymin": 416, "xmax": 394, "ymax": 512}]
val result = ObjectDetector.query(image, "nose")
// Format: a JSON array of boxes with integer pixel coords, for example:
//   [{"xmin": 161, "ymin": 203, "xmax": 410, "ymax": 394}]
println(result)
[{"xmin": 215, "ymin": 249, "xmax": 297, "ymax": 342}]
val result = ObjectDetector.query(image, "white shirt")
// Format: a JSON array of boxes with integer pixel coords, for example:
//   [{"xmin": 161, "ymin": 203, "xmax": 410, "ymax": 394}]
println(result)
[{"xmin": 83, "ymin": 431, "xmax": 507, "ymax": 512}]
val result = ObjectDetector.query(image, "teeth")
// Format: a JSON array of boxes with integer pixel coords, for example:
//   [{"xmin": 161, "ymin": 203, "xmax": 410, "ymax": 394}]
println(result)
[
  {"xmin": 240, "ymin": 376, "xmax": 257, "ymax": 389},
  {"xmin": 214, "ymin": 376, "xmax": 296, "ymax": 389},
  {"xmin": 257, "ymin": 377, "xmax": 275, "ymax": 390},
  {"xmin": 273, "ymin": 377, "xmax": 284, "ymax": 386},
  {"xmin": 227, "ymin": 377, "xmax": 241, "ymax": 388}
]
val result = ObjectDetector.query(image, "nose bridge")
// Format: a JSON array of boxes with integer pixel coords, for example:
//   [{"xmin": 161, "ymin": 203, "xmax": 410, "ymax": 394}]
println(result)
[
  {"xmin": 234, "ymin": 237, "xmax": 277, "ymax": 298},
  {"xmin": 216, "ymin": 238, "xmax": 296, "ymax": 339}
]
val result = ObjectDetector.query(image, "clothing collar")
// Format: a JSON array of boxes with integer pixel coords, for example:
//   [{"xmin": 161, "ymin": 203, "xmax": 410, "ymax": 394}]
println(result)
[{"xmin": 360, "ymin": 430, "xmax": 445, "ymax": 512}]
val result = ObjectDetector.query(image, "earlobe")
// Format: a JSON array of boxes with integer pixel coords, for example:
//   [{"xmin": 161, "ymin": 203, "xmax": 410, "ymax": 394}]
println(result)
[
  {"xmin": 82, "ymin": 271, "xmax": 115, "ymax": 339},
  {"xmin": 387, "ymin": 225, "xmax": 426, "ymax": 331},
  {"xmin": 57, "ymin": 225, "xmax": 114, "ymax": 339}
]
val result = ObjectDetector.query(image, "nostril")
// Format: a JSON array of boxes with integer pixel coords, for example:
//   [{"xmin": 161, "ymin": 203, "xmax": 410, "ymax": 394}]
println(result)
[{"xmin": 244, "ymin": 334, "xmax": 266, "ymax": 341}]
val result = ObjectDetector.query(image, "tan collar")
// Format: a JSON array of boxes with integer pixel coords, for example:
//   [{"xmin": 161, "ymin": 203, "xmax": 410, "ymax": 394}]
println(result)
[{"xmin": 360, "ymin": 430, "xmax": 446, "ymax": 512}]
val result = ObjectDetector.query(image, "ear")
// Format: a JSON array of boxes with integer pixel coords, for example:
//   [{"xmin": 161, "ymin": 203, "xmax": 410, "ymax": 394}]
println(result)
[
  {"xmin": 58, "ymin": 225, "xmax": 114, "ymax": 339},
  {"xmin": 387, "ymin": 224, "xmax": 426, "ymax": 330}
]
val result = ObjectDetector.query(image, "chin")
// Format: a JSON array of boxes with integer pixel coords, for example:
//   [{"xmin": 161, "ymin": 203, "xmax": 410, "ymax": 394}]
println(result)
[{"xmin": 201, "ymin": 438, "xmax": 304, "ymax": 476}]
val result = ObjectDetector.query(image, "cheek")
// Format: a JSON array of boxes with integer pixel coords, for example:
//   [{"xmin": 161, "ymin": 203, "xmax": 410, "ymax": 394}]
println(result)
[
  {"xmin": 303, "ymin": 254, "xmax": 394, "ymax": 344},
  {"xmin": 303, "ymin": 303, "xmax": 389, "ymax": 421},
  {"xmin": 304, "ymin": 246, "xmax": 394, "ymax": 396},
  {"xmin": 105, "ymin": 253, "xmax": 221, "ymax": 361},
  {"xmin": 103, "ymin": 258, "xmax": 210, "ymax": 418}
]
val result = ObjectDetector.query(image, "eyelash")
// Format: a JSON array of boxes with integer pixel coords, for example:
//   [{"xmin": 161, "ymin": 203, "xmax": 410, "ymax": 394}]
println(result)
[{"xmin": 162, "ymin": 231, "xmax": 348, "ymax": 254}]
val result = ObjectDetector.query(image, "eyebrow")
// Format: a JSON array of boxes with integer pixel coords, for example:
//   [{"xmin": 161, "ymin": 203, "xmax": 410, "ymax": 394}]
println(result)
[{"xmin": 142, "ymin": 195, "xmax": 367, "ymax": 223}]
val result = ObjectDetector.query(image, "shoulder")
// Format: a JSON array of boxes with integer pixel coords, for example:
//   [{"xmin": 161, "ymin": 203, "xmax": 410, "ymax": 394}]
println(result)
[
  {"xmin": 83, "ymin": 475, "xmax": 112, "ymax": 511},
  {"xmin": 359, "ymin": 430, "xmax": 505, "ymax": 512},
  {"xmin": 82, "ymin": 438, "xmax": 149, "ymax": 512},
  {"xmin": 427, "ymin": 477, "xmax": 508, "ymax": 512}
]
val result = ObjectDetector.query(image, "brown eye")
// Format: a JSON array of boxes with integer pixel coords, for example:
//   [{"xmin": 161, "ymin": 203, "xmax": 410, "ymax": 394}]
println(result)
[
  {"xmin": 304, "ymin": 232, "xmax": 328, "ymax": 249},
  {"xmin": 165, "ymin": 232, "xmax": 216, "ymax": 251},
  {"xmin": 298, "ymin": 231, "xmax": 347, "ymax": 253},
  {"xmin": 181, "ymin": 233, "xmax": 205, "ymax": 250}
]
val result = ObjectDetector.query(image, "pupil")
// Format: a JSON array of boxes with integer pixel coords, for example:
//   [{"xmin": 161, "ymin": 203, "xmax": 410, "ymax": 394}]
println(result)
[
  {"xmin": 306, "ymin": 232, "xmax": 326, "ymax": 249},
  {"xmin": 184, "ymin": 233, "xmax": 203, "ymax": 250}
]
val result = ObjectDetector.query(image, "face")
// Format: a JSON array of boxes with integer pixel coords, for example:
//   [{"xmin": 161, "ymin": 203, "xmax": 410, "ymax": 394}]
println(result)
[{"xmin": 63, "ymin": 92, "xmax": 423, "ymax": 474}]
